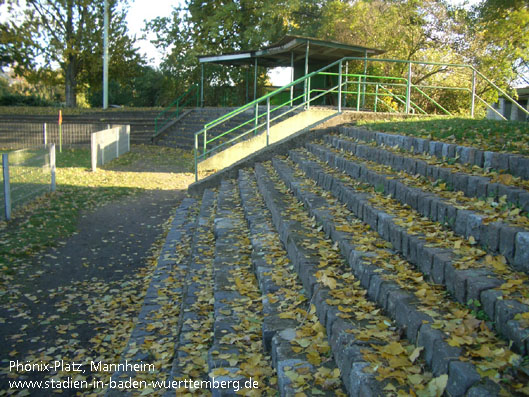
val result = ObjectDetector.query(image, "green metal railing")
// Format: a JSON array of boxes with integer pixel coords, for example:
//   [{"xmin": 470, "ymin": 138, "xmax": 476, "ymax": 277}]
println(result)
[
  {"xmin": 194, "ymin": 56, "xmax": 529, "ymax": 181},
  {"xmin": 153, "ymin": 84, "xmax": 199, "ymax": 139}
]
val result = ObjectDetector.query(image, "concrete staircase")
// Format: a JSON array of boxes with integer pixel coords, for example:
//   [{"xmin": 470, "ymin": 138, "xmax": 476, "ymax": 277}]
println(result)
[
  {"xmin": 110, "ymin": 124, "xmax": 529, "ymax": 396},
  {"xmin": 153, "ymin": 108, "xmax": 251, "ymax": 150}
]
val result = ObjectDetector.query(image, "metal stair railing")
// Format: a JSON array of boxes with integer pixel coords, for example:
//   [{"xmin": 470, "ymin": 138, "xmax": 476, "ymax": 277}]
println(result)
[
  {"xmin": 194, "ymin": 56, "xmax": 529, "ymax": 181},
  {"xmin": 153, "ymin": 84, "xmax": 199, "ymax": 139}
]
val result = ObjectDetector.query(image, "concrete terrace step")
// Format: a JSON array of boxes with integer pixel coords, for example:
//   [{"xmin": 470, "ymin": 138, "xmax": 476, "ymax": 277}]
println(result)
[
  {"xmin": 340, "ymin": 126, "xmax": 529, "ymax": 181},
  {"xmin": 306, "ymin": 139, "xmax": 529, "ymax": 273},
  {"xmin": 288, "ymin": 146, "xmax": 529, "ymax": 355},
  {"xmin": 113, "ymin": 122, "xmax": 528, "ymax": 396}
]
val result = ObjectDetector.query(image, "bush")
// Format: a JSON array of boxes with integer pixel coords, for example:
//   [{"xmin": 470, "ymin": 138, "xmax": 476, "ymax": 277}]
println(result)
[{"xmin": 0, "ymin": 93, "xmax": 55, "ymax": 107}]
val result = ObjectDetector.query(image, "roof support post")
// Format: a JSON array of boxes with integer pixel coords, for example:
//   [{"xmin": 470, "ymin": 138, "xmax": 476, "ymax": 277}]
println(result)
[
  {"xmin": 304, "ymin": 41, "xmax": 309, "ymax": 106},
  {"xmin": 246, "ymin": 67, "xmax": 249, "ymax": 104},
  {"xmin": 290, "ymin": 51, "xmax": 294, "ymax": 106},
  {"xmin": 200, "ymin": 63, "xmax": 204, "ymax": 107},
  {"xmin": 345, "ymin": 61, "xmax": 349, "ymax": 108},
  {"xmin": 362, "ymin": 50, "xmax": 368, "ymax": 107},
  {"xmin": 254, "ymin": 57, "xmax": 258, "ymax": 101}
]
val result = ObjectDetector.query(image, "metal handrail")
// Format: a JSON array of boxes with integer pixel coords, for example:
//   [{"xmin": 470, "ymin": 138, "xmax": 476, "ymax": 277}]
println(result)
[
  {"xmin": 194, "ymin": 56, "xmax": 529, "ymax": 181},
  {"xmin": 154, "ymin": 84, "xmax": 199, "ymax": 138}
]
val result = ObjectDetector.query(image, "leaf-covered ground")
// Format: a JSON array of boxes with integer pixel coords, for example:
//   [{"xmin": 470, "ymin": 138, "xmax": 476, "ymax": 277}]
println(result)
[
  {"xmin": 357, "ymin": 117, "xmax": 529, "ymax": 156},
  {"xmin": 0, "ymin": 145, "xmax": 195, "ymax": 396}
]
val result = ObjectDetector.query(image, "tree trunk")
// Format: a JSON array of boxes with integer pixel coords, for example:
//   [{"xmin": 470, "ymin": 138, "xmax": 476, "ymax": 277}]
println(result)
[{"xmin": 65, "ymin": 58, "xmax": 77, "ymax": 107}]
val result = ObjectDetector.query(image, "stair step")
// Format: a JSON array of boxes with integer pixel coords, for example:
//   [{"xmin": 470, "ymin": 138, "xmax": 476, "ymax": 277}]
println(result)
[
  {"xmin": 257, "ymin": 157, "xmax": 520, "ymax": 395},
  {"xmin": 340, "ymin": 126, "xmax": 529, "ymax": 182},
  {"xmin": 288, "ymin": 145, "xmax": 529, "ymax": 355},
  {"xmin": 308, "ymin": 140, "xmax": 529, "ymax": 273},
  {"xmin": 106, "ymin": 197, "xmax": 198, "ymax": 393},
  {"xmin": 238, "ymin": 169, "xmax": 345, "ymax": 396}
]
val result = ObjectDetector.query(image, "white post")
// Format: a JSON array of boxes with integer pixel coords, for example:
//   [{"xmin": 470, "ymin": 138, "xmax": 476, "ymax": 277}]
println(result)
[
  {"xmin": 115, "ymin": 127, "xmax": 119, "ymax": 158},
  {"xmin": 43, "ymin": 123, "xmax": 47, "ymax": 146},
  {"xmin": 91, "ymin": 132, "xmax": 97, "ymax": 172},
  {"xmin": 2, "ymin": 153, "xmax": 11, "ymax": 220},
  {"xmin": 103, "ymin": 0, "xmax": 109, "ymax": 109},
  {"xmin": 50, "ymin": 144, "xmax": 56, "ymax": 192}
]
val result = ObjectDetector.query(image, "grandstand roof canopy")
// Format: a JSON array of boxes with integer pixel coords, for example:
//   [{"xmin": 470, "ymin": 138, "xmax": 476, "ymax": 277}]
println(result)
[{"xmin": 198, "ymin": 35, "xmax": 385, "ymax": 68}]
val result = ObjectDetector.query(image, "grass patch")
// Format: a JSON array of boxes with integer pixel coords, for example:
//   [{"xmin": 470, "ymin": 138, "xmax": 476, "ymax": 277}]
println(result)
[
  {"xmin": 357, "ymin": 116, "xmax": 529, "ymax": 155},
  {"xmin": 0, "ymin": 145, "xmax": 194, "ymax": 274}
]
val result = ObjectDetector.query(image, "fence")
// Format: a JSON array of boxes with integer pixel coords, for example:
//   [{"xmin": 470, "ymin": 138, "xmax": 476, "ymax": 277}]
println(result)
[
  {"xmin": 91, "ymin": 125, "xmax": 130, "ymax": 171},
  {"xmin": 0, "ymin": 122, "xmax": 112, "ymax": 149},
  {"xmin": 1, "ymin": 145, "xmax": 56, "ymax": 221}
]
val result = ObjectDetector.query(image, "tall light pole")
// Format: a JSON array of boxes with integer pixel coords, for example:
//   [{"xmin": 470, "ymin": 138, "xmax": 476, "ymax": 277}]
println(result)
[{"xmin": 103, "ymin": 0, "xmax": 109, "ymax": 109}]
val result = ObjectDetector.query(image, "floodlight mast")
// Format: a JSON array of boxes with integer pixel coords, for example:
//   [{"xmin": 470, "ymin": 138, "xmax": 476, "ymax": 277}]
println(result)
[{"xmin": 103, "ymin": 0, "xmax": 109, "ymax": 109}]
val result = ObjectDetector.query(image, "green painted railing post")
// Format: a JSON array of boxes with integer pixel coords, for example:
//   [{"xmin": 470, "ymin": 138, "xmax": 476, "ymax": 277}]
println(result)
[
  {"xmin": 406, "ymin": 61, "xmax": 412, "ymax": 114},
  {"xmin": 356, "ymin": 76, "xmax": 361, "ymax": 111},
  {"xmin": 471, "ymin": 68, "xmax": 476, "ymax": 118},
  {"xmin": 203, "ymin": 128, "xmax": 207, "ymax": 156},
  {"xmin": 338, "ymin": 61, "xmax": 342, "ymax": 112},
  {"xmin": 307, "ymin": 77, "xmax": 311, "ymax": 110},
  {"xmin": 266, "ymin": 97, "xmax": 270, "ymax": 146},
  {"xmin": 255, "ymin": 102, "xmax": 259, "ymax": 135},
  {"xmin": 374, "ymin": 84, "xmax": 379, "ymax": 112},
  {"xmin": 194, "ymin": 134, "xmax": 198, "ymax": 182}
]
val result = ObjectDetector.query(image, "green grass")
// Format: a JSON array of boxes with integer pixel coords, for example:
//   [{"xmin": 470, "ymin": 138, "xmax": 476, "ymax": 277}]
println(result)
[
  {"xmin": 0, "ymin": 145, "xmax": 194, "ymax": 274},
  {"xmin": 357, "ymin": 116, "xmax": 529, "ymax": 155}
]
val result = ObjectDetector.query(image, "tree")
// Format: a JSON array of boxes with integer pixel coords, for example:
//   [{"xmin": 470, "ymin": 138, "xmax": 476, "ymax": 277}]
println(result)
[
  {"xmin": 147, "ymin": 0, "xmax": 324, "ymax": 106},
  {"xmin": 1, "ymin": 0, "xmax": 143, "ymax": 107}
]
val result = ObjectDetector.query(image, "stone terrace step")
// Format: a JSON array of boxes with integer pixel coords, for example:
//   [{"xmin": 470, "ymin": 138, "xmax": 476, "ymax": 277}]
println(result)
[
  {"xmin": 307, "ymin": 139, "xmax": 529, "ymax": 274},
  {"xmin": 288, "ymin": 147, "xmax": 529, "ymax": 356},
  {"xmin": 341, "ymin": 126, "xmax": 529, "ymax": 181},
  {"xmin": 261, "ymin": 157, "xmax": 524, "ymax": 395},
  {"xmin": 106, "ymin": 197, "xmax": 198, "ymax": 395}
]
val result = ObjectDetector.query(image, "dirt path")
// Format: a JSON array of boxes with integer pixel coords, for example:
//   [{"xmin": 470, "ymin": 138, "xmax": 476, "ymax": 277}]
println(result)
[{"xmin": 0, "ymin": 146, "xmax": 194, "ymax": 396}]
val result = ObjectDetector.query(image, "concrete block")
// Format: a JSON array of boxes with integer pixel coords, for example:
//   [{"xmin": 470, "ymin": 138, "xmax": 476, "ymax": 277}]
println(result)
[
  {"xmin": 377, "ymin": 280, "xmax": 400, "ymax": 311},
  {"xmin": 418, "ymin": 194, "xmax": 432, "ymax": 217},
  {"xmin": 491, "ymin": 152, "xmax": 510, "ymax": 172},
  {"xmin": 459, "ymin": 146, "xmax": 472, "ymax": 164},
  {"xmin": 417, "ymin": 245, "xmax": 436, "ymax": 276},
  {"xmin": 438, "ymin": 167, "xmax": 451, "ymax": 184},
  {"xmin": 509, "ymin": 154, "xmax": 529, "ymax": 179},
  {"xmin": 453, "ymin": 172, "xmax": 469, "ymax": 193},
  {"xmin": 514, "ymin": 232, "xmax": 529, "ymax": 272},
  {"xmin": 473, "ymin": 150, "xmax": 484, "ymax": 168},
  {"xmin": 446, "ymin": 361, "xmax": 481, "ymax": 397},
  {"xmin": 417, "ymin": 324, "xmax": 444, "ymax": 366},
  {"xmin": 467, "ymin": 175, "xmax": 486, "ymax": 197},
  {"xmin": 437, "ymin": 201, "xmax": 449, "ymax": 225},
  {"xmin": 454, "ymin": 209, "xmax": 470, "ymax": 236},
  {"xmin": 519, "ymin": 192, "xmax": 529, "ymax": 213},
  {"xmin": 416, "ymin": 160, "xmax": 427, "ymax": 176},
  {"xmin": 482, "ymin": 221, "xmax": 501, "ymax": 252},
  {"xmin": 431, "ymin": 339, "xmax": 461, "ymax": 376},
  {"xmin": 503, "ymin": 319, "xmax": 529, "ymax": 355},
  {"xmin": 483, "ymin": 151, "xmax": 493, "ymax": 169},
  {"xmin": 499, "ymin": 225, "xmax": 519, "ymax": 263},
  {"xmin": 475, "ymin": 178, "xmax": 488, "ymax": 199},
  {"xmin": 386, "ymin": 289, "xmax": 412, "ymax": 319},
  {"xmin": 432, "ymin": 250, "xmax": 452, "ymax": 284},
  {"xmin": 466, "ymin": 213, "xmax": 482, "ymax": 240},
  {"xmin": 480, "ymin": 288, "xmax": 503, "ymax": 320},
  {"xmin": 377, "ymin": 212, "xmax": 392, "ymax": 240}
]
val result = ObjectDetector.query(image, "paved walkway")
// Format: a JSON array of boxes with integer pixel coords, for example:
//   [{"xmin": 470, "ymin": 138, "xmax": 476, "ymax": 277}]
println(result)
[{"xmin": 0, "ymin": 187, "xmax": 186, "ymax": 395}]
